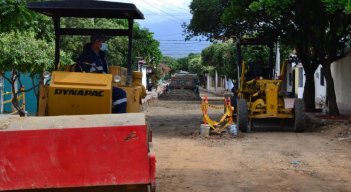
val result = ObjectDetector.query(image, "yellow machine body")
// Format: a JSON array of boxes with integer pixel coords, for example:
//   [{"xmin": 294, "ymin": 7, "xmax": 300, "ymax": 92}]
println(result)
[
  {"xmin": 239, "ymin": 61, "xmax": 293, "ymax": 119},
  {"xmin": 48, "ymin": 71, "xmax": 112, "ymax": 116},
  {"xmin": 109, "ymin": 67, "xmax": 146, "ymax": 113},
  {"xmin": 39, "ymin": 66, "xmax": 147, "ymax": 116},
  {"xmin": 265, "ymin": 83, "xmax": 278, "ymax": 117},
  {"xmin": 121, "ymin": 86, "xmax": 142, "ymax": 113},
  {"xmin": 109, "ymin": 66, "xmax": 128, "ymax": 87}
]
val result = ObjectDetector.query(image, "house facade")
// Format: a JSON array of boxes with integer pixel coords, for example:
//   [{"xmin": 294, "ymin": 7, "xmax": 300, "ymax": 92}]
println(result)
[
  {"xmin": 329, "ymin": 52, "xmax": 351, "ymax": 111},
  {"xmin": 285, "ymin": 52, "xmax": 351, "ymax": 111}
]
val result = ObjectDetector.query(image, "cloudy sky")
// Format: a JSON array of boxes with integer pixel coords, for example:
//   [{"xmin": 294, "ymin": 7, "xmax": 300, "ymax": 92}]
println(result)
[{"xmin": 110, "ymin": 0, "xmax": 211, "ymax": 57}]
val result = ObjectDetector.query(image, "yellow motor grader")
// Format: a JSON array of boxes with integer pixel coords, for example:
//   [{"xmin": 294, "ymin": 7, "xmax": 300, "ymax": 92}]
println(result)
[
  {"xmin": 235, "ymin": 38, "xmax": 305, "ymax": 133},
  {"xmin": 0, "ymin": 1, "xmax": 155, "ymax": 192}
]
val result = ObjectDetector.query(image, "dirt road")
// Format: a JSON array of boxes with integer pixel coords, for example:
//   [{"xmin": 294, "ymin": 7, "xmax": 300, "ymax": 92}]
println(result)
[{"xmin": 144, "ymin": 96, "xmax": 351, "ymax": 192}]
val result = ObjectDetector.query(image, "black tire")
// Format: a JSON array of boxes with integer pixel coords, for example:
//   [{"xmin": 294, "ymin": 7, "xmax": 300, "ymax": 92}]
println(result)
[
  {"xmin": 237, "ymin": 99, "xmax": 249, "ymax": 132},
  {"xmin": 294, "ymin": 99, "xmax": 305, "ymax": 132}
]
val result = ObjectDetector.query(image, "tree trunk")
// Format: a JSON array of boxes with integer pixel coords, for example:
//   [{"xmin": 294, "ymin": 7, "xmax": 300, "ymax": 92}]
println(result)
[
  {"xmin": 296, "ymin": 46, "xmax": 317, "ymax": 112},
  {"xmin": 323, "ymin": 63, "xmax": 340, "ymax": 116},
  {"xmin": 10, "ymin": 70, "xmax": 26, "ymax": 117},
  {"xmin": 303, "ymin": 70, "xmax": 316, "ymax": 111}
]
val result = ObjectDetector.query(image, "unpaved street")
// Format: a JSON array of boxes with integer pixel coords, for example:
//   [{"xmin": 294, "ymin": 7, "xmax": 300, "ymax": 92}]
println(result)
[{"xmin": 144, "ymin": 96, "xmax": 351, "ymax": 192}]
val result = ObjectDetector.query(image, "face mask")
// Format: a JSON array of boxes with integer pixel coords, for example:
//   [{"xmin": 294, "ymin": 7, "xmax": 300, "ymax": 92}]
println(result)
[{"xmin": 100, "ymin": 43, "xmax": 108, "ymax": 51}]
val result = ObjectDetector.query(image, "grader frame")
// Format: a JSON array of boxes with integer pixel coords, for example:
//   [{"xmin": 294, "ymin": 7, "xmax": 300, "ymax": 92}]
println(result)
[{"xmin": 235, "ymin": 38, "xmax": 304, "ymax": 132}]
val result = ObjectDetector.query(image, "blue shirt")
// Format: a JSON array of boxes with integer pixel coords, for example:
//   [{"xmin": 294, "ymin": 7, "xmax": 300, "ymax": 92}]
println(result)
[{"xmin": 77, "ymin": 43, "xmax": 108, "ymax": 73}]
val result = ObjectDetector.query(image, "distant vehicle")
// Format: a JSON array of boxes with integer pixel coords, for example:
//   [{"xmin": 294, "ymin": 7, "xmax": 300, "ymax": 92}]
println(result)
[{"xmin": 170, "ymin": 73, "xmax": 199, "ymax": 94}]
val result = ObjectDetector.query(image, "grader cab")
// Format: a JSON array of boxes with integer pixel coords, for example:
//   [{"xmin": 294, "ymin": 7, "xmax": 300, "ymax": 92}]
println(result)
[
  {"xmin": 0, "ymin": 1, "xmax": 155, "ymax": 192},
  {"xmin": 235, "ymin": 38, "xmax": 305, "ymax": 133}
]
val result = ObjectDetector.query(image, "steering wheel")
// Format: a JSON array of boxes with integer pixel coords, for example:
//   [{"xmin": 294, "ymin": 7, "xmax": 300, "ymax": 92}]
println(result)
[{"xmin": 74, "ymin": 62, "xmax": 102, "ymax": 73}]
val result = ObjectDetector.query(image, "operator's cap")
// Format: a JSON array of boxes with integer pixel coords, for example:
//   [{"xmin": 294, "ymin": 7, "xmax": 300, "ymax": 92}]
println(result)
[{"xmin": 90, "ymin": 34, "xmax": 106, "ymax": 42}]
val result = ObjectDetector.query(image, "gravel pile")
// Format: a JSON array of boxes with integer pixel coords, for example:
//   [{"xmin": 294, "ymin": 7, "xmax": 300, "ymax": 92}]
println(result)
[
  {"xmin": 336, "ymin": 124, "xmax": 351, "ymax": 141},
  {"xmin": 158, "ymin": 89, "xmax": 201, "ymax": 101}
]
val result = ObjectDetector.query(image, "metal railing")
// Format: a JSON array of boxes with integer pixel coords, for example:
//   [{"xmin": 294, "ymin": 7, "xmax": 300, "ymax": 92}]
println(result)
[{"xmin": 1, "ymin": 87, "xmax": 26, "ymax": 115}]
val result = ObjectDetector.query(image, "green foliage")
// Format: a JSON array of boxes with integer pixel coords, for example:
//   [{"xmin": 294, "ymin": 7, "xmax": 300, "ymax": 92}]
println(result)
[
  {"xmin": 201, "ymin": 40, "xmax": 238, "ymax": 80},
  {"xmin": 0, "ymin": 32, "xmax": 71, "ymax": 74},
  {"xmin": 185, "ymin": 0, "xmax": 227, "ymax": 39},
  {"xmin": 60, "ymin": 18, "xmax": 162, "ymax": 69},
  {"xmin": 0, "ymin": 0, "xmax": 163, "ymax": 114},
  {"xmin": 187, "ymin": 0, "xmax": 350, "ymax": 112},
  {"xmin": 0, "ymin": 31, "xmax": 72, "ymax": 116},
  {"xmin": 322, "ymin": 0, "xmax": 350, "ymax": 13},
  {"xmin": 0, "ymin": 0, "xmax": 37, "ymax": 33},
  {"xmin": 133, "ymin": 25, "xmax": 162, "ymax": 68},
  {"xmin": 0, "ymin": 1, "xmax": 162, "ymax": 70},
  {"xmin": 176, "ymin": 53, "xmax": 201, "ymax": 72},
  {"xmin": 188, "ymin": 56, "xmax": 202, "ymax": 74},
  {"xmin": 0, "ymin": 0, "xmax": 54, "ymax": 40},
  {"xmin": 161, "ymin": 56, "xmax": 179, "ymax": 72}
]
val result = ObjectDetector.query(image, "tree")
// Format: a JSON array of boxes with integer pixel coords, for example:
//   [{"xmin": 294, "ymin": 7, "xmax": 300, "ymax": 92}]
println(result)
[
  {"xmin": 188, "ymin": 56, "xmax": 203, "ymax": 75},
  {"xmin": 0, "ymin": 0, "xmax": 54, "ymax": 40},
  {"xmin": 185, "ymin": 0, "xmax": 228, "ymax": 40},
  {"xmin": 186, "ymin": 0, "xmax": 351, "ymax": 114},
  {"xmin": 160, "ymin": 56, "xmax": 180, "ymax": 77},
  {"xmin": 201, "ymin": 41, "xmax": 237, "ymax": 80},
  {"xmin": 0, "ymin": 32, "xmax": 72, "ymax": 116},
  {"xmin": 0, "ymin": 0, "xmax": 70, "ymax": 115},
  {"xmin": 59, "ymin": 18, "xmax": 162, "ymax": 71},
  {"xmin": 249, "ymin": 0, "xmax": 351, "ymax": 114},
  {"xmin": 0, "ymin": 0, "xmax": 163, "ymax": 116},
  {"xmin": 133, "ymin": 25, "xmax": 162, "ymax": 69}
]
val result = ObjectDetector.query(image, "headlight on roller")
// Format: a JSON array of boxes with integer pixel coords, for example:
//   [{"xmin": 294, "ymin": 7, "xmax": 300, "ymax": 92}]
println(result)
[
  {"xmin": 113, "ymin": 75, "xmax": 121, "ymax": 83},
  {"xmin": 43, "ymin": 71, "xmax": 51, "ymax": 79}
]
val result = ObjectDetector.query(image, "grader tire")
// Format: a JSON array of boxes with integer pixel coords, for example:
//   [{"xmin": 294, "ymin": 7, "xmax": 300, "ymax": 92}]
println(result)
[
  {"xmin": 294, "ymin": 99, "xmax": 305, "ymax": 132},
  {"xmin": 237, "ymin": 99, "xmax": 249, "ymax": 132}
]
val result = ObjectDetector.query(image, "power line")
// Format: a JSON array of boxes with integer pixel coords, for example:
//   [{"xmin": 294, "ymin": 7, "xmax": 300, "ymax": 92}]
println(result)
[
  {"xmin": 136, "ymin": 39, "xmax": 210, "ymax": 43},
  {"xmin": 154, "ymin": 34, "xmax": 184, "ymax": 38},
  {"xmin": 138, "ymin": 0, "xmax": 186, "ymax": 24},
  {"xmin": 158, "ymin": 39, "xmax": 209, "ymax": 42},
  {"xmin": 144, "ymin": 14, "xmax": 190, "ymax": 17},
  {"xmin": 159, "ymin": 41, "xmax": 211, "ymax": 45},
  {"xmin": 162, "ymin": 51, "xmax": 202, "ymax": 53},
  {"xmin": 161, "ymin": 49, "xmax": 203, "ymax": 51},
  {"xmin": 153, "ymin": 0, "xmax": 189, "ymax": 12},
  {"xmin": 129, "ymin": 1, "xmax": 183, "ymax": 24},
  {"xmin": 160, "ymin": 43, "xmax": 209, "ymax": 46},
  {"xmin": 128, "ymin": 0, "xmax": 190, "ymax": 14},
  {"xmin": 136, "ymin": 1, "xmax": 182, "ymax": 24}
]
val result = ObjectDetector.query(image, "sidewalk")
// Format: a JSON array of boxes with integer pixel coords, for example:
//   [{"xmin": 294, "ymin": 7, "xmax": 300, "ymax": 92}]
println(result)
[{"xmin": 142, "ymin": 89, "xmax": 158, "ymax": 104}]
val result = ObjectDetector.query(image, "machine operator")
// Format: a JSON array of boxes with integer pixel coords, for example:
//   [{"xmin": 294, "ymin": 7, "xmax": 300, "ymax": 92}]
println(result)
[{"xmin": 77, "ymin": 35, "xmax": 127, "ymax": 113}]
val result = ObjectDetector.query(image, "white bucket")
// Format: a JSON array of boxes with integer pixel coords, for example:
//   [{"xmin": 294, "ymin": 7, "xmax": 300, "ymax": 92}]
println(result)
[
  {"xmin": 200, "ymin": 124, "xmax": 211, "ymax": 137},
  {"xmin": 229, "ymin": 124, "xmax": 238, "ymax": 136}
]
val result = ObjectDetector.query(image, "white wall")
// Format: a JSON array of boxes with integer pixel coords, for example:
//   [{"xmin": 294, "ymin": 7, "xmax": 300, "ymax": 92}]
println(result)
[
  {"xmin": 294, "ymin": 65, "xmax": 305, "ymax": 99},
  {"xmin": 206, "ymin": 74, "xmax": 210, "ymax": 90},
  {"xmin": 205, "ymin": 72, "xmax": 226, "ymax": 92},
  {"xmin": 314, "ymin": 65, "xmax": 326, "ymax": 103},
  {"xmin": 331, "ymin": 52, "xmax": 351, "ymax": 110},
  {"xmin": 285, "ymin": 63, "xmax": 293, "ymax": 92},
  {"xmin": 226, "ymin": 79, "xmax": 234, "ymax": 90},
  {"xmin": 141, "ymin": 66, "xmax": 147, "ymax": 88}
]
